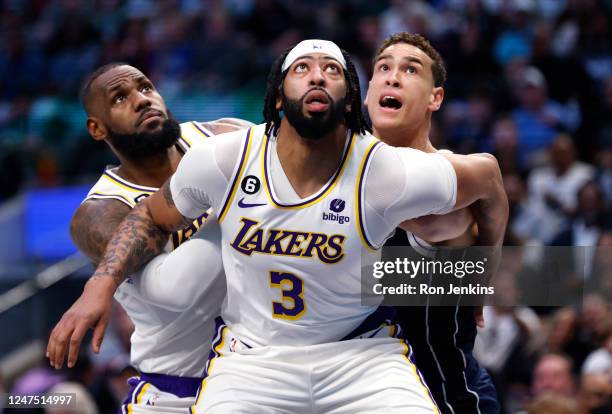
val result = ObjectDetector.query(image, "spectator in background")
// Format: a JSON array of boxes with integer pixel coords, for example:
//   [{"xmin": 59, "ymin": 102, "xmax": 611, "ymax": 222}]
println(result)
[
  {"xmin": 526, "ymin": 392, "xmax": 580, "ymax": 414},
  {"xmin": 444, "ymin": 87, "xmax": 495, "ymax": 154},
  {"xmin": 581, "ymin": 320, "xmax": 612, "ymax": 376},
  {"xmin": 581, "ymin": 295, "xmax": 611, "ymax": 352},
  {"xmin": 491, "ymin": 114, "xmax": 520, "ymax": 175},
  {"xmin": 503, "ymin": 173, "xmax": 533, "ymax": 244},
  {"xmin": 531, "ymin": 353, "xmax": 577, "ymax": 398},
  {"xmin": 595, "ymin": 134, "xmax": 612, "ymax": 207},
  {"xmin": 577, "ymin": 373, "xmax": 611, "ymax": 414},
  {"xmin": 594, "ymin": 231, "xmax": 612, "ymax": 302},
  {"xmin": 551, "ymin": 181, "xmax": 608, "ymax": 291},
  {"xmin": 547, "ymin": 295, "xmax": 610, "ymax": 374},
  {"xmin": 524, "ymin": 134, "xmax": 595, "ymax": 243},
  {"xmin": 513, "ymin": 67, "xmax": 580, "ymax": 169},
  {"xmin": 45, "ymin": 382, "xmax": 98, "ymax": 414}
]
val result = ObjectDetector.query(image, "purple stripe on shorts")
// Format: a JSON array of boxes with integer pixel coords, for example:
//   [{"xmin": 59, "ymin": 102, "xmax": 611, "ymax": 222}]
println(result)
[{"xmin": 139, "ymin": 372, "xmax": 201, "ymax": 398}]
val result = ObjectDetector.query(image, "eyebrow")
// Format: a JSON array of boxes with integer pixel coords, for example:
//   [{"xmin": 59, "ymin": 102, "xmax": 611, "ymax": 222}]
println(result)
[
  {"xmin": 376, "ymin": 54, "xmax": 424, "ymax": 66},
  {"xmin": 106, "ymin": 75, "xmax": 148, "ymax": 94},
  {"xmin": 294, "ymin": 55, "xmax": 341, "ymax": 64}
]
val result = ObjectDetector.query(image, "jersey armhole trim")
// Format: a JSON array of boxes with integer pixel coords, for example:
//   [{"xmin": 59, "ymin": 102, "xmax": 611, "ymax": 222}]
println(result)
[
  {"xmin": 355, "ymin": 140, "xmax": 383, "ymax": 251},
  {"xmin": 190, "ymin": 121, "xmax": 212, "ymax": 138},
  {"xmin": 103, "ymin": 170, "xmax": 158, "ymax": 193},
  {"xmin": 178, "ymin": 121, "xmax": 212, "ymax": 152},
  {"xmin": 217, "ymin": 128, "xmax": 254, "ymax": 223},
  {"xmin": 84, "ymin": 193, "xmax": 135, "ymax": 208}
]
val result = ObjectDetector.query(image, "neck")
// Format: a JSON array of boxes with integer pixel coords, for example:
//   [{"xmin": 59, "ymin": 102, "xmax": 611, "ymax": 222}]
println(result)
[
  {"xmin": 114, "ymin": 146, "xmax": 181, "ymax": 188},
  {"xmin": 275, "ymin": 118, "xmax": 348, "ymax": 198},
  {"xmin": 373, "ymin": 115, "xmax": 437, "ymax": 153}
]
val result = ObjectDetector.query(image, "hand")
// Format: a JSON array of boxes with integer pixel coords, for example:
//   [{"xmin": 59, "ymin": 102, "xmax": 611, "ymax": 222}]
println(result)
[
  {"xmin": 474, "ymin": 306, "xmax": 485, "ymax": 328},
  {"xmin": 46, "ymin": 277, "xmax": 116, "ymax": 369}
]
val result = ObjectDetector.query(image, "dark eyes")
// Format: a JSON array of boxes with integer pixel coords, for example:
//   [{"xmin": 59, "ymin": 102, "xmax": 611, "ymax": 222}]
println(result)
[
  {"xmin": 112, "ymin": 84, "xmax": 153, "ymax": 104},
  {"xmin": 377, "ymin": 63, "xmax": 417, "ymax": 74},
  {"xmin": 294, "ymin": 62, "xmax": 341, "ymax": 73}
]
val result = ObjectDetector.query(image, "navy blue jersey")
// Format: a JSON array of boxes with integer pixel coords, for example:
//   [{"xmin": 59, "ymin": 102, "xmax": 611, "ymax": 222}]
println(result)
[{"xmin": 385, "ymin": 229, "xmax": 500, "ymax": 414}]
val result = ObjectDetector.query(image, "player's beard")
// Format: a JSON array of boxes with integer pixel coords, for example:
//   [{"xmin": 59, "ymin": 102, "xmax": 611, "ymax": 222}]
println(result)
[
  {"xmin": 281, "ymin": 89, "xmax": 347, "ymax": 140},
  {"xmin": 107, "ymin": 116, "xmax": 181, "ymax": 160}
]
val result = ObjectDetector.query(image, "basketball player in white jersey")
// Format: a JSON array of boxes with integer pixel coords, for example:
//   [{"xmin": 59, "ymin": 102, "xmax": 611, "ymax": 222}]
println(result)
[
  {"xmin": 366, "ymin": 33, "xmax": 501, "ymax": 413},
  {"xmin": 49, "ymin": 41, "xmax": 508, "ymax": 413},
  {"xmin": 47, "ymin": 63, "xmax": 251, "ymax": 412}
]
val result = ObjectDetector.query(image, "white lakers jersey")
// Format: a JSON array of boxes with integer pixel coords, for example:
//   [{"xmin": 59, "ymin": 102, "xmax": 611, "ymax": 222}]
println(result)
[
  {"xmin": 84, "ymin": 121, "xmax": 225, "ymax": 377},
  {"xmin": 215, "ymin": 124, "xmax": 382, "ymax": 347}
]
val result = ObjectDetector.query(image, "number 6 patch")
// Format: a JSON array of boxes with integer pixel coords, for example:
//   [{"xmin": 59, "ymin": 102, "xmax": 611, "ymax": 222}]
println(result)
[{"xmin": 241, "ymin": 175, "xmax": 261, "ymax": 195}]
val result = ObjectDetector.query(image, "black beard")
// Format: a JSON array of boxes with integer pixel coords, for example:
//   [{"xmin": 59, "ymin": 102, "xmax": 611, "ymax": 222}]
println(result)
[
  {"xmin": 107, "ymin": 117, "xmax": 181, "ymax": 160},
  {"xmin": 281, "ymin": 88, "xmax": 347, "ymax": 140}
]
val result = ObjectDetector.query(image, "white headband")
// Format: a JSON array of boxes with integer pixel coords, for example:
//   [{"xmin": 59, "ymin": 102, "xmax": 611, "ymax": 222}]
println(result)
[{"xmin": 281, "ymin": 39, "xmax": 347, "ymax": 72}]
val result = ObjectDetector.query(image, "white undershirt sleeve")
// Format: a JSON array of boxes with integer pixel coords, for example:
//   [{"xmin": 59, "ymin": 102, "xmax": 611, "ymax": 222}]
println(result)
[
  {"xmin": 134, "ymin": 218, "xmax": 223, "ymax": 311},
  {"xmin": 363, "ymin": 144, "xmax": 457, "ymax": 246},
  {"xmin": 170, "ymin": 130, "xmax": 244, "ymax": 218}
]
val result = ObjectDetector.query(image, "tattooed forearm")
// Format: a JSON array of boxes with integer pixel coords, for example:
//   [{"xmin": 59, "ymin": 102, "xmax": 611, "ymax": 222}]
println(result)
[
  {"xmin": 70, "ymin": 200, "xmax": 132, "ymax": 266},
  {"xmin": 94, "ymin": 201, "xmax": 169, "ymax": 287}
]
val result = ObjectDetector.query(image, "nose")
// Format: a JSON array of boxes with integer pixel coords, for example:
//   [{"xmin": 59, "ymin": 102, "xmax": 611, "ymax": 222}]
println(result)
[
  {"xmin": 385, "ymin": 68, "xmax": 400, "ymax": 88},
  {"xmin": 132, "ymin": 90, "xmax": 152, "ymax": 112},
  {"xmin": 309, "ymin": 65, "xmax": 326, "ymax": 87}
]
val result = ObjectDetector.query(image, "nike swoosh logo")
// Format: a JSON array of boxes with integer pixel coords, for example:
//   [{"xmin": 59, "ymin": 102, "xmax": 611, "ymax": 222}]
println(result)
[{"xmin": 237, "ymin": 197, "xmax": 266, "ymax": 208}]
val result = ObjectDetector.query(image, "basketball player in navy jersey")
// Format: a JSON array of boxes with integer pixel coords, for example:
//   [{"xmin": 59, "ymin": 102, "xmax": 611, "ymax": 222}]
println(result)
[
  {"xmin": 366, "ymin": 33, "xmax": 501, "ymax": 413},
  {"xmin": 49, "ymin": 41, "xmax": 507, "ymax": 412}
]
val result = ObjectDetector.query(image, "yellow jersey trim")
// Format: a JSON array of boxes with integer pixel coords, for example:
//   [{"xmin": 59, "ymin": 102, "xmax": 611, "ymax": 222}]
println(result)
[
  {"xmin": 261, "ymin": 132, "xmax": 356, "ymax": 210},
  {"xmin": 218, "ymin": 128, "xmax": 254, "ymax": 223}
]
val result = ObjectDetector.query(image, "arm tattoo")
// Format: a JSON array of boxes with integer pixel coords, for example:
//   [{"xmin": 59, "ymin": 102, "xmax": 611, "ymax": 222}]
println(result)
[
  {"xmin": 70, "ymin": 200, "xmax": 131, "ymax": 267},
  {"xmin": 94, "ymin": 201, "xmax": 169, "ymax": 287}
]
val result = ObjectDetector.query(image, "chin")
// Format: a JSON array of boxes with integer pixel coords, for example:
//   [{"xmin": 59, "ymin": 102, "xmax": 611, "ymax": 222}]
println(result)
[
  {"xmin": 371, "ymin": 116, "xmax": 400, "ymax": 131},
  {"xmin": 139, "ymin": 121, "xmax": 164, "ymax": 133}
]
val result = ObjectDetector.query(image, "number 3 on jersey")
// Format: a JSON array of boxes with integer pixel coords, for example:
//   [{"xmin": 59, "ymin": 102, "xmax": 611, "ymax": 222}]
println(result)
[{"xmin": 269, "ymin": 271, "xmax": 305, "ymax": 320}]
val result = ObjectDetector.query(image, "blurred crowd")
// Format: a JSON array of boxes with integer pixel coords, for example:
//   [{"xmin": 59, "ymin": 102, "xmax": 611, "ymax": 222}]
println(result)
[{"xmin": 1, "ymin": 0, "xmax": 611, "ymax": 413}]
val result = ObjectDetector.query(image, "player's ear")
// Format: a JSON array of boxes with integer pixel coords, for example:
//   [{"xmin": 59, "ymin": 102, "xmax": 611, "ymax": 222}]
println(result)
[
  {"xmin": 274, "ymin": 81, "xmax": 285, "ymax": 110},
  {"xmin": 87, "ymin": 117, "xmax": 107, "ymax": 141},
  {"xmin": 429, "ymin": 86, "xmax": 444, "ymax": 112},
  {"xmin": 275, "ymin": 87, "xmax": 283, "ymax": 110},
  {"xmin": 363, "ymin": 81, "xmax": 371, "ymax": 107}
]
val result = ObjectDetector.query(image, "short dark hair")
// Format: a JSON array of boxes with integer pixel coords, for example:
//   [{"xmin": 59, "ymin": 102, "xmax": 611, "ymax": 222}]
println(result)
[
  {"xmin": 374, "ymin": 33, "xmax": 447, "ymax": 87},
  {"xmin": 263, "ymin": 45, "xmax": 371, "ymax": 137},
  {"xmin": 80, "ymin": 62, "xmax": 130, "ymax": 114}
]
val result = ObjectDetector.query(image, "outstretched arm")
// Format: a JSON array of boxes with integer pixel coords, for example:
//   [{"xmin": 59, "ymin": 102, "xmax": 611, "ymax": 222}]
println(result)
[
  {"xmin": 47, "ymin": 182, "xmax": 190, "ymax": 369},
  {"xmin": 47, "ymin": 135, "xmax": 233, "ymax": 369},
  {"xmin": 400, "ymin": 153, "xmax": 507, "ymax": 246}
]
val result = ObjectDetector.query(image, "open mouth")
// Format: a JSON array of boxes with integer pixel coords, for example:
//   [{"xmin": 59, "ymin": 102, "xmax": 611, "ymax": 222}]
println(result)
[
  {"xmin": 379, "ymin": 95, "xmax": 403, "ymax": 110},
  {"xmin": 304, "ymin": 90, "xmax": 331, "ymax": 112}
]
